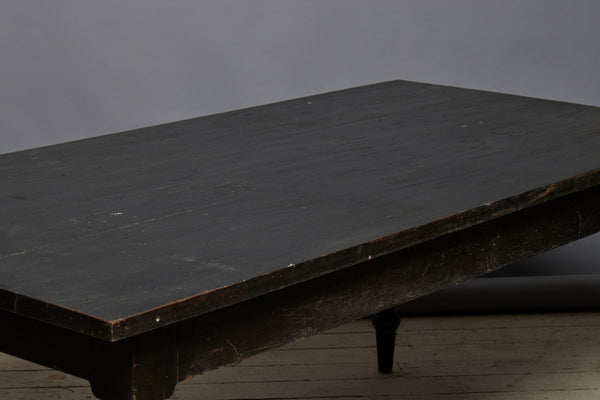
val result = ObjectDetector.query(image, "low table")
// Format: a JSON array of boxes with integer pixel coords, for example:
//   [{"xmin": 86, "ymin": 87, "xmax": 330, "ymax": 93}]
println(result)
[{"xmin": 1, "ymin": 80, "xmax": 599, "ymax": 399}]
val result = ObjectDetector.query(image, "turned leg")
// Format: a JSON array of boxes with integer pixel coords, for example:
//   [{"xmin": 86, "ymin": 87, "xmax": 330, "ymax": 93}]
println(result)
[
  {"xmin": 371, "ymin": 308, "xmax": 401, "ymax": 374},
  {"xmin": 89, "ymin": 327, "xmax": 178, "ymax": 400}
]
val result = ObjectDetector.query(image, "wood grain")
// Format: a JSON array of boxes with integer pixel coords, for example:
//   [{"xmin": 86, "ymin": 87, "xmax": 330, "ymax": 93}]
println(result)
[{"xmin": 1, "ymin": 80, "xmax": 599, "ymax": 340}]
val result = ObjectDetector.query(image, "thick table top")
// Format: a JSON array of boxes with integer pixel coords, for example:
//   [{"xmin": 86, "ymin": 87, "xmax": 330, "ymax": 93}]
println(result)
[{"xmin": 1, "ymin": 80, "xmax": 599, "ymax": 340}]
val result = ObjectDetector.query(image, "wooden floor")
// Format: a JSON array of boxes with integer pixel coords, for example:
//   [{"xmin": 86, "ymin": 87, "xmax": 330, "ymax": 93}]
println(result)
[{"xmin": 2, "ymin": 312, "xmax": 600, "ymax": 399}]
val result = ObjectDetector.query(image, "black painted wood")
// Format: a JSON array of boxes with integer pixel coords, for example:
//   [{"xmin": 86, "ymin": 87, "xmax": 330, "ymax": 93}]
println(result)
[
  {"xmin": 1, "ymin": 147, "xmax": 599, "ymax": 398},
  {"xmin": 89, "ymin": 327, "xmax": 178, "ymax": 400},
  {"xmin": 1, "ymin": 80, "xmax": 600, "ymax": 344},
  {"xmin": 174, "ymin": 184, "xmax": 600, "ymax": 379},
  {"xmin": 2, "ymin": 180, "xmax": 591, "ymax": 397},
  {"xmin": 0, "ymin": 308, "xmax": 178, "ymax": 400},
  {"xmin": 371, "ymin": 309, "xmax": 401, "ymax": 373}
]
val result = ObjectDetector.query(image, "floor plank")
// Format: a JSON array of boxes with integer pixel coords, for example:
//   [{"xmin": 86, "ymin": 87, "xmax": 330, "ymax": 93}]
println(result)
[{"xmin": 1, "ymin": 313, "xmax": 600, "ymax": 399}]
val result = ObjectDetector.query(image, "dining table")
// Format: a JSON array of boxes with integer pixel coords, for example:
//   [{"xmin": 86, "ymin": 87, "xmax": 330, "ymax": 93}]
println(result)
[{"xmin": 1, "ymin": 80, "xmax": 599, "ymax": 399}]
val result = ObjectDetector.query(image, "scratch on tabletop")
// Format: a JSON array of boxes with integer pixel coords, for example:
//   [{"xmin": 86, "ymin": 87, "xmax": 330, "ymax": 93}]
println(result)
[
  {"xmin": 117, "ymin": 209, "xmax": 197, "ymax": 230},
  {"xmin": 226, "ymin": 339, "xmax": 241, "ymax": 360},
  {"xmin": 1, "ymin": 209, "xmax": 198, "ymax": 259}
]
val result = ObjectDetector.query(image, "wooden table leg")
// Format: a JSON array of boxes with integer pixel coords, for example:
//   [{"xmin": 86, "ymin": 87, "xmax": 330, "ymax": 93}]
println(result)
[
  {"xmin": 371, "ymin": 308, "xmax": 401, "ymax": 374},
  {"xmin": 89, "ymin": 327, "xmax": 178, "ymax": 400},
  {"xmin": 0, "ymin": 309, "xmax": 178, "ymax": 400}
]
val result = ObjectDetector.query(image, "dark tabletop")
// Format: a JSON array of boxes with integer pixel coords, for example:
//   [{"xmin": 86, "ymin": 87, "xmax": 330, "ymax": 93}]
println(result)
[{"xmin": 1, "ymin": 80, "xmax": 599, "ymax": 340}]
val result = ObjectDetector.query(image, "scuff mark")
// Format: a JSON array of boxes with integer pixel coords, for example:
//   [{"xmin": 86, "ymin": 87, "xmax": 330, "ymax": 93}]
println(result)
[
  {"xmin": 118, "ymin": 209, "xmax": 196, "ymax": 229},
  {"xmin": 3, "ymin": 247, "xmax": 43, "ymax": 258},
  {"xmin": 253, "ymin": 343, "xmax": 280, "ymax": 353},
  {"xmin": 529, "ymin": 184, "xmax": 555, "ymax": 204},
  {"xmin": 2, "ymin": 208, "xmax": 199, "ymax": 260},
  {"xmin": 226, "ymin": 339, "xmax": 241, "ymax": 360}
]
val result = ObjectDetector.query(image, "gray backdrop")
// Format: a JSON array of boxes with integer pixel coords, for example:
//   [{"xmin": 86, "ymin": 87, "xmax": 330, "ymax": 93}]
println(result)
[{"xmin": 1, "ymin": 1, "xmax": 599, "ymax": 299}]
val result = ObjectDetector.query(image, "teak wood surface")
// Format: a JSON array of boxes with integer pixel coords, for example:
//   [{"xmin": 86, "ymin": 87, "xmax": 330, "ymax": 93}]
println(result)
[{"xmin": 1, "ymin": 80, "xmax": 600, "ymax": 399}]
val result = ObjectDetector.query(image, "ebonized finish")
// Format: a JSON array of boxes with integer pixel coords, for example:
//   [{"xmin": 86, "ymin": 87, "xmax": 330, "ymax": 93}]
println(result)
[
  {"xmin": 1, "ymin": 80, "xmax": 599, "ymax": 399},
  {"xmin": 372, "ymin": 309, "xmax": 401, "ymax": 374}
]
